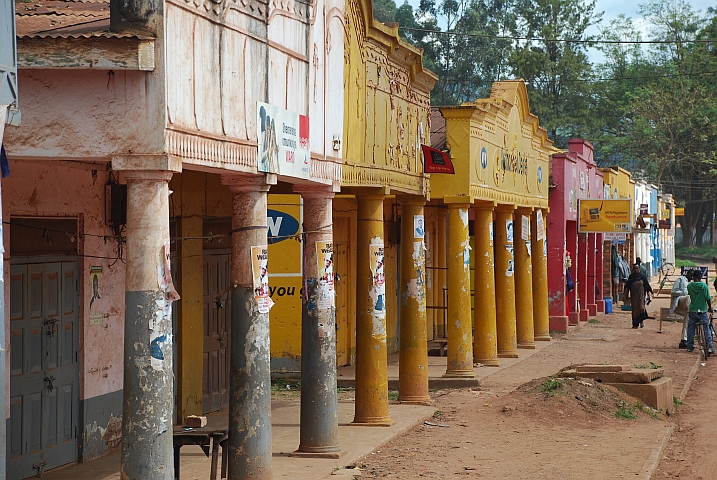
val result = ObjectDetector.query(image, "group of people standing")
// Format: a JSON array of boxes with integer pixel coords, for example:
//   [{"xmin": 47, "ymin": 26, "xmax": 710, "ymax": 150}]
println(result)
[{"xmin": 670, "ymin": 258, "xmax": 717, "ymax": 353}]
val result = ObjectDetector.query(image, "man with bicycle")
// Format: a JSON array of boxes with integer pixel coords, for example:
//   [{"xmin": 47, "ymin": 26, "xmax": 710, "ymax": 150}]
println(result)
[{"xmin": 685, "ymin": 270, "xmax": 714, "ymax": 354}]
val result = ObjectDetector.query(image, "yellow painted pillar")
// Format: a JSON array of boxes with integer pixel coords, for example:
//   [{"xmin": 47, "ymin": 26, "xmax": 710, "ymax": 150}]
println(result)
[
  {"xmin": 473, "ymin": 203, "xmax": 499, "ymax": 366},
  {"xmin": 398, "ymin": 199, "xmax": 430, "ymax": 403},
  {"xmin": 532, "ymin": 209, "xmax": 551, "ymax": 341},
  {"xmin": 514, "ymin": 207, "xmax": 535, "ymax": 349},
  {"xmin": 175, "ymin": 172, "xmax": 205, "ymax": 422},
  {"xmin": 444, "ymin": 199, "xmax": 474, "ymax": 378},
  {"xmin": 495, "ymin": 206, "xmax": 518, "ymax": 358},
  {"xmin": 353, "ymin": 194, "xmax": 392, "ymax": 426}
]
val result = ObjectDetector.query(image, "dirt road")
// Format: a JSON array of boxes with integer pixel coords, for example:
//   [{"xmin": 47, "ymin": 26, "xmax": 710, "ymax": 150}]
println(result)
[{"xmin": 355, "ymin": 305, "xmax": 705, "ymax": 479}]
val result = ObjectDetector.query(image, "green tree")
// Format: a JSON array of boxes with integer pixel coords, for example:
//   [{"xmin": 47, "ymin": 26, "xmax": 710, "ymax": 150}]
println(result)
[{"xmin": 508, "ymin": 0, "xmax": 602, "ymax": 146}]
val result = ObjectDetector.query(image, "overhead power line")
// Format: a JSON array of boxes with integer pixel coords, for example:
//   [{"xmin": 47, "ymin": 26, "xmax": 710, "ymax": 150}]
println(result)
[{"xmin": 398, "ymin": 26, "xmax": 717, "ymax": 45}]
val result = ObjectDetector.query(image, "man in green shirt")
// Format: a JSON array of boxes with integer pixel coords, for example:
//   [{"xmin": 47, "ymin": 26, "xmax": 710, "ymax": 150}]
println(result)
[{"xmin": 686, "ymin": 270, "xmax": 714, "ymax": 353}]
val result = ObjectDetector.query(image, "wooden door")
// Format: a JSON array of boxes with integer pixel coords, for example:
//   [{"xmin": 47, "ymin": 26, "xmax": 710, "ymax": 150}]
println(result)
[
  {"xmin": 8, "ymin": 262, "xmax": 79, "ymax": 479},
  {"xmin": 334, "ymin": 243, "xmax": 350, "ymax": 367},
  {"xmin": 202, "ymin": 253, "xmax": 230, "ymax": 413}
]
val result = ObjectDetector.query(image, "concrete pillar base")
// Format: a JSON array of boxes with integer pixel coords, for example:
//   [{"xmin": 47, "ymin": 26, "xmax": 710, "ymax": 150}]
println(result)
[
  {"xmin": 290, "ymin": 449, "xmax": 345, "ymax": 459},
  {"xmin": 497, "ymin": 352, "xmax": 520, "ymax": 359},
  {"xmin": 588, "ymin": 304, "xmax": 598, "ymax": 316},
  {"xmin": 549, "ymin": 316, "xmax": 569, "ymax": 333},
  {"xmin": 443, "ymin": 370, "xmax": 476, "ymax": 378},
  {"xmin": 534, "ymin": 335, "xmax": 551, "ymax": 341},
  {"xmin": 517, "ymin": 343, "xmax": 537, "ymax": 349},
  {"xmin": 596, "ymin": 300, "xmax": 605, "ymax": 313},
  {"xmin": 474, "ymin": 357, "xmax": 500, "ymax": 367},
  {"xmin": 569, "ymin": 312, "xmax": 579, "ymax": 325},
  {"xmin": 398, "ymin": 398, "xmax": 434, "ymax": 406},
  {"xmin": 579, "ymin": 309, "xmax": 589, "ymax": 322},
  {"xmin": 350, "ymin": 419, "xmax": 396, "ymax": 427}
]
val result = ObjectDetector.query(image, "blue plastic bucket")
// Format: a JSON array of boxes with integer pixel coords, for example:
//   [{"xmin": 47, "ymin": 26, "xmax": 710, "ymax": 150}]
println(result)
[{"xmin": 604, "ymin": 298, "xmax": 613, "ymax": 314}]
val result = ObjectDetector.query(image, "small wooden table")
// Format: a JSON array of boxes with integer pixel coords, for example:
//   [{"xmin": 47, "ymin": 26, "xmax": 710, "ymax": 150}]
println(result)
[{"xmin": 173, "ymin": 426, "xmax": 228, "ymax": 480}]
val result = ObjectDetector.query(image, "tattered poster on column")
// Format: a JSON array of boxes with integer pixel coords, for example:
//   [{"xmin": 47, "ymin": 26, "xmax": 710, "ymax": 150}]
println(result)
[
  {"xmin": 151, "ymin": 243, "xmax": 180, "ymax": 371},
  {"xmin": 370, "ymin": 243, "xmax": 386, "ymax": 319},
  {"xmin": 536, "ymin": 210, "xmax": 545, "ymax": 241},
  {"xmin": 316, "ymin": 241, "xmax": 335, "ymax": 310},
  {"xmin": 251, "ymin": 245, "xmax": 274, "ymax": 314},
  {"xmin": 522, "ymin": 215, "xmax": 531, "ymax": 256}
]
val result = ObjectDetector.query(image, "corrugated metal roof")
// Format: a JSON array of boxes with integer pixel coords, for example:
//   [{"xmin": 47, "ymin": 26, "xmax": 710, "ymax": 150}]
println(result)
[
  {"xmin": 430, "ymin": 108, "xmax": 446, "ymax": 150},
  {"xmin": 15, "ymin": 0, "xmax": 150, "ymax": 39}
]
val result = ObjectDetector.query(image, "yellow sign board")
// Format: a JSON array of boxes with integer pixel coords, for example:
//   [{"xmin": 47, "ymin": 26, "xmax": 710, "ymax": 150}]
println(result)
[
  {"xmin": 578, "ymin": 199, "xmax": 633, "ymax": 233},
  {"xmin": 675, "ymin": 207, "xmax": 685, "ymax": 216}
]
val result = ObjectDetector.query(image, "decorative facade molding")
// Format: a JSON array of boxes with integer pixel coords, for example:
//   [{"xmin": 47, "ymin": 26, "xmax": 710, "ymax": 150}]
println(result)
[
  {"xmin": 165, "ymin": 128, "xmax": 258, "ymax": 173},
  {"xmin": 342, "ymin": 162, "xmax": 427, "ymax": 196}
]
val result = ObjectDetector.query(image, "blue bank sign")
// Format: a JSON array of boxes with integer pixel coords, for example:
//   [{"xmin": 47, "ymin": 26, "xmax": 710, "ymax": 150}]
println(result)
[{"xmin": 267, "ymin": 209, "xmax": 299, "ymax": 244}]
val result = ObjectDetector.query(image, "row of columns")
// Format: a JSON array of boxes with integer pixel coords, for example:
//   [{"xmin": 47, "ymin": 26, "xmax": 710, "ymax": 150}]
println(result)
[{"xmin": 119, "ymin": 172, "xmax": 550, "ymax": 478}]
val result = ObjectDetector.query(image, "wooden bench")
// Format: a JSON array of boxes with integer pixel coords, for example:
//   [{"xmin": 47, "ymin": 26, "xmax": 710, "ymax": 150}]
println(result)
[{"xmin": 173, "ymin": 426, "xmax": 228, "ymax": 480}]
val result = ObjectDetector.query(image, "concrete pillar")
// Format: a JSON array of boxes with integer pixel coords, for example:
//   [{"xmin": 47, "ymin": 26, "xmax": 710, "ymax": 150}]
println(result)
[
  {"xmin": 444, "ymin": 200, "xmax": 474, "ymax": 377},
  {"xmin": 595, "ymin": 234, "xmax": 605, "ymax": 313},
  {"xmin": 352, "ymin": 194, "xmax": 392, "ymax": 426},
  {"xmin": 473, "ymin": 204, "xmax": 499, "ymax": 366},
  {"xmin": 294, "ymin": 188, "xmax": 340, "ymax": 454},
  {"xmin": 121, "ymin": 170, "xmax": 175, "ymax": 480},
  {"xmin": 495, "ymin": 206, "xmax": 518, "ymax": 358},
  {"xmin": 531, "ymin": 209, "xmax": 551, "ymax": 341},
  {"xmin": 223, "ymin": 175, "xmax": 272, "ymax": 478},
  {"xmin": 397, "ymin": 199, "xmax": 430, "ymax": 403},
  {"xmin": 587, "ymin": 233, "xmax": 598, "ymax": 316},
  {"xmin": 514, "ymin": 208, "xmax": 535, "ymax": 349},
  {"xmin": 577, "ymin": 233, "xmax": 589, "ymax": 322},
  {"xmin": 0, "ymin": 155, "xmax": 5, "ymax": 477},
  {"xmin": 547, "ymin": 215, "xmax": 569, "ymax": 333}
]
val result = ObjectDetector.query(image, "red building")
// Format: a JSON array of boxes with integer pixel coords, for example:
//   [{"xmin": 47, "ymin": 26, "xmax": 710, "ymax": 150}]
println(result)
[{"xmin": 547, "ymin": 140, "xmax": 605, "ymax": 333}]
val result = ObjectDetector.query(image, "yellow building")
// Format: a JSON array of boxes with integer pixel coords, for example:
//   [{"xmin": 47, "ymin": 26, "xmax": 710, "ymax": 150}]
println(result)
[
  {"xmin": 600, "ymin": 166, "xmax": 636, "ymax": 300},
  {"xmin": 336, "ymin": 0, "xmax": 438, "ymax": 422},
  {"xmin": 429, "ymin": 80, "xmax": 556, "ymax": 370}
]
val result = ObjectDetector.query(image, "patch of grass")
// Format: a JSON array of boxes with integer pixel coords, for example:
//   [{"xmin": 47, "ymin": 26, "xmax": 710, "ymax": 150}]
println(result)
[
  {"xmin": 271, "ymin": 379, "xmax": 300, "ymax": 392},
  {"xmin": 673, "ymin": 395, "xmax": 684, "ymax": 406},
  {"xmin": 635, "ymin": 362, "xmax": 662, "ymax": 369},
  {"xmin": 616, "ymin": 400, "xmax": 638, "ymax": 420},
  {"xmin": 676, "ymin": 245, "xmax": 717, "ymax": 262},
  {"xmin": 337, "ymin": 387, "xmax": 353, "ymax": 393},
  {"xmin": 433, "ymin": 410, "xmax": 443, "ymax": 418},
  {"xmin": 676, "ymin": 259, "xmax": 697, "ymax": 267},
  {"xmin": 539, "ymin": 377, "xmax": 564, "ymax": 396},
  {"xmin": 634, "ymin": 400, "xmax": 660, "ymax": 419},
  {"xmin": 588, "ymin": 319, "xmax": 600, "ymax": 324},
  {"xmin": 388, "ymin": 391, "xmax": 399, "ymax": 401}
]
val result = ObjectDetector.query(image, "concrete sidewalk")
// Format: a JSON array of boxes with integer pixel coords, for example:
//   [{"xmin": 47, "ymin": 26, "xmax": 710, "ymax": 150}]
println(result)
[{"xmin": 43, "ymin": 342, "xmax": 558, "ymax": 480}]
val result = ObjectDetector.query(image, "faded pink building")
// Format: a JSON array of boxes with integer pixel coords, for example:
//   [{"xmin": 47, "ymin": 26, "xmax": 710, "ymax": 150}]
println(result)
[{"xmin": 547, "ymin": 140, "xmax": 604, "ymax": 333}]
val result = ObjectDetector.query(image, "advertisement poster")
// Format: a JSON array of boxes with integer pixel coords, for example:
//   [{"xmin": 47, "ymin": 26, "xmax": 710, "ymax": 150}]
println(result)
[
  {"xmin": 506, "ymin": 219, "xmax": 514, "ymax": 243},
  {"xmin": 521, "ymin": 215, "xmax": 530, "ymax": 241},
  {"xmin": 536, "ymin": 210, "xmax": 545, "ymax": 241},
  {"xmin": 414, "ymin": 214, "xmax": 425, "ymax": 239},
  {"xmin": 604, "ymin": 232, "xmax": 627, "ymax": 244},
  {"xmin": 90, "ymin": 266, "xmax": 102, "ymax": 309},
  {"xmin": 316, "ymin": 241, "xmax": 335, "ymax": 309},
  {"xmin": 578, "ymin": 199, "xmax": 633, "ymax": 233},
  {"xmin": 506, "ymin": 245, "xmax": 514, "ymax": 276},
  {"xmin": 489, "ymin": 222, "xmax": 494, "ymax": 246},
  {"xmin": 370, "ymin": 243, "xmax": 386, "ymax": 317},
  {"xmin": 251, "ymin": 245, "xmax": 273, "ymax": 314},
  {"xmin": 257, "ymin": 102, "xmax": 310, "ymax": 179}
]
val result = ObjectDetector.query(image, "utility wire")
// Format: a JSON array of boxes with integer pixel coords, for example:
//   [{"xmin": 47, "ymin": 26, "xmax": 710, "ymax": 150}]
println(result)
[{"xmin": 398, "ymin": 26, "xmax": 717, "ymax": 45}]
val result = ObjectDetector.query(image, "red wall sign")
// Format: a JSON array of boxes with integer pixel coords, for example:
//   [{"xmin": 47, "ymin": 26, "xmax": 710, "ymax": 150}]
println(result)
[{"xmin": 421, "ymin": 145, "xmax": 454, "ymax": 174}]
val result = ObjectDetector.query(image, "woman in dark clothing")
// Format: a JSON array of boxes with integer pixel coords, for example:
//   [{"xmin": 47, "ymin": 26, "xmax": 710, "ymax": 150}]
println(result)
[{"xmin": 624, "ymin": 264, "xmax": 653, "ymax": 329}]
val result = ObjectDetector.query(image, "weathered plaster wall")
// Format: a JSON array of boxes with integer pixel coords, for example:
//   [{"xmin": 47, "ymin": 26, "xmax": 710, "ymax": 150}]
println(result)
[
  {"xmin": 3, "ymin": 160, "xmax": 126, "ymax": 458},
  {"xmin": 4, "ymin": 70, "xmax": 163, "ymax": 158}
]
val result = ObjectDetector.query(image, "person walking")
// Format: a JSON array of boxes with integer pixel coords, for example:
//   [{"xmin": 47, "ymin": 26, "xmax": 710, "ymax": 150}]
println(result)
[
  {"xmin": 671, "ymin": 270, "xmax": 692, "ymax": 349},
  {"xmin": 624, "ymin": 263, "xmax": 653, "ymax": 329},
  {"xmin": 685, "ymin": 270, "xmax": 714, "ymax": 354}
]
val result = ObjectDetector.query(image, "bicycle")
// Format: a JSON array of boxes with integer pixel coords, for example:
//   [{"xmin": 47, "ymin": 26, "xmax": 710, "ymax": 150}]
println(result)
[
  {"xmin": 695, "ymin": 310, "xmax": 716, "ymax": 361},
  {"xmin": 656, "ymin": 261, "xmax": 675, "ymax": 297}
]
